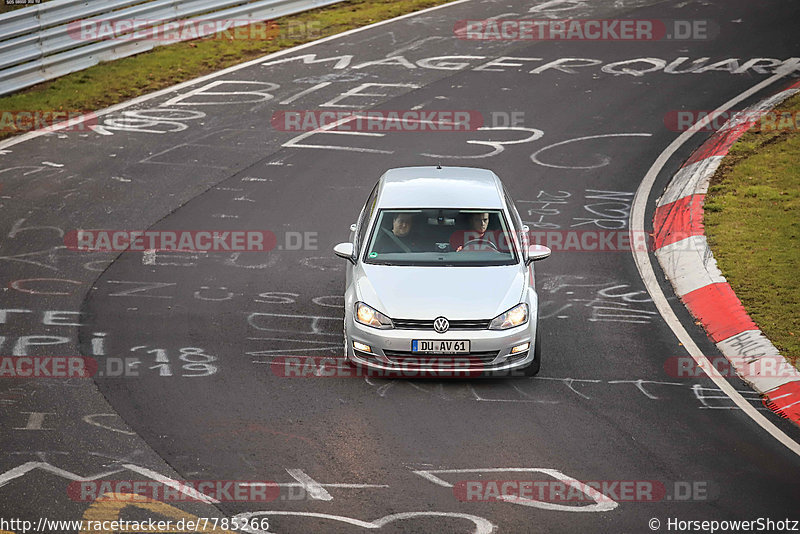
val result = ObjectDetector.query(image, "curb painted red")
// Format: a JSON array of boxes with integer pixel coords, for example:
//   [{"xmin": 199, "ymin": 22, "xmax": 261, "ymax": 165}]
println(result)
[
  {"xmin": 684, "ymin": 120, "xmax": 756, "ymax": 165},
  {"xmin": 763, "ymin": 382, "xmax": 800, "ymax": 423},
  {"xmin": 653, "ymin": 81, "xmax": 800, "ymax": 425},
  {"xmin": 681, "ymin": 283, "xmax": 757, "ymax": 343},
  {"xmin": 652, "ymin": 194, "xmax": 705, "ymax": 249}
]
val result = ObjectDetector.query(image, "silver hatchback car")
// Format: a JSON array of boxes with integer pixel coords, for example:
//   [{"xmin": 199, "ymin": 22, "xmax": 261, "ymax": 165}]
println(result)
[{"xmin": 334, "ymin": 166, "xmax": 551, "ymax": 377}]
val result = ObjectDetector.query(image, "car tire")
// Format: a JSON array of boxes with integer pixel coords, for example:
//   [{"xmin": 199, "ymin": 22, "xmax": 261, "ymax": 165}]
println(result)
[{"xmin": 522, "ymin": 329, "xmax": 541, "ymax": 377}]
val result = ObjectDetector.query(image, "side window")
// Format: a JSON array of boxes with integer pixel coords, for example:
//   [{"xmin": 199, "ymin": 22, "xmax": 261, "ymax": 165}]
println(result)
[{"xmin": 355, "ymin": 182, "xmax": 379, "ymax": 253}]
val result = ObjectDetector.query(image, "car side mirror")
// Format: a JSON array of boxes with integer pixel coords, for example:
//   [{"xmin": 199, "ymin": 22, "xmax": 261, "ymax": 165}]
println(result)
[
  {"xmin": 334, "ymin": 242, "xmax": 356, "ymax": 264},
  {"xmin": 350, "ymin": 223, "xmax": 357, "ymax": 232},
  {"xmin": 526, "ymin": 244, "xmax": 551, "ymax": 264}
]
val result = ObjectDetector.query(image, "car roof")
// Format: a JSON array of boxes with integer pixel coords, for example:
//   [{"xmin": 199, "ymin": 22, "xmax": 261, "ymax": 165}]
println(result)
[{"xmin": 375, "ymin": 166, "xmax": 506, "ymax": 209}]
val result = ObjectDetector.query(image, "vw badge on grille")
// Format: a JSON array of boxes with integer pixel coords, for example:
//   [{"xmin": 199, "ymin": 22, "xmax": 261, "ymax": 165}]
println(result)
[{"xmin": 433, "ymin": 316, "xmax": 449, "ymax": 333}]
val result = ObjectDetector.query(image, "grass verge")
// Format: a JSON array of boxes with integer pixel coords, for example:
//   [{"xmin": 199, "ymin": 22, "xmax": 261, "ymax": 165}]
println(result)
[
  {"xmin": 704, "ymin": 92, "xmax": 800, "ymax": 368},
  {"xmin": 0, "ymin": 0, "xmax": 456, "ymax": 140}
]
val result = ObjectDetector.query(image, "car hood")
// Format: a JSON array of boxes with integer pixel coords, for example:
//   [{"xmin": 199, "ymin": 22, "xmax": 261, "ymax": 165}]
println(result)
[{"xmin": 356, "ymin": 264, "xmax": 526, "ymax": 320}]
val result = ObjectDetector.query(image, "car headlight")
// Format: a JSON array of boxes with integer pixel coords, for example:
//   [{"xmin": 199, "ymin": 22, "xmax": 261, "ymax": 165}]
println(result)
[
  {"xmin": 489, "ymin": 303, "xmax": 528, "ymax": 330},
  {"xmin": 355, "ymin": 302, "xmax": 393, "ymax": 329}
]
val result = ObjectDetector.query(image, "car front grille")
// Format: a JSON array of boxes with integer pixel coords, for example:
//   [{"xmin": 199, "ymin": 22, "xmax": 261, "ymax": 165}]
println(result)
[
  {"xmin": 391, "ymin": 318, "xmax": 490, "ymax": 330},
  {"xmin": 383, "ymin": 350, "xmax": 499, "ymax": 366}
]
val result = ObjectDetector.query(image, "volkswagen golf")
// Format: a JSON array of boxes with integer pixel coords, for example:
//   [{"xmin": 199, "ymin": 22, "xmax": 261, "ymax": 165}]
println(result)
[{"xmin": 333, "ymin": 166, "xmax": 551, "ymax": 377}]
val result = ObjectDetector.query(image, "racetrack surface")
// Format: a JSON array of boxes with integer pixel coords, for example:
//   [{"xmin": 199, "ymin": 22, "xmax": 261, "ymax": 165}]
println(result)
[{"xmin": 1, "ymin": 0, "xmax": 799, "ymax": 531}]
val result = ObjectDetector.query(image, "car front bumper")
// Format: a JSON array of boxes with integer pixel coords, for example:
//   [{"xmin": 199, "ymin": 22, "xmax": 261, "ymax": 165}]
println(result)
[{"xmin": 344, "ymin": 314, "xmax": 537, "ymax": 377}]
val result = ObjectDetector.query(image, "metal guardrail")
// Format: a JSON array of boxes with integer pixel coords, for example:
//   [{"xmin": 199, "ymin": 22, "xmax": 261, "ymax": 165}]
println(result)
[{"xmin": 0, "ymin": 0, "xmax": 343, "ymax": 97}]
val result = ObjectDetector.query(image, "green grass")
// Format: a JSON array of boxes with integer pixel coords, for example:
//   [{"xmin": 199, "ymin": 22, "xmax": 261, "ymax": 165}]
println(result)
[
  {"xmin": 704, "ymin": 93, "xmax": 800, "ymax": 368},
  {"xmin": 0, "ymin": 0, "xmax": 456, "ymax": 139}
]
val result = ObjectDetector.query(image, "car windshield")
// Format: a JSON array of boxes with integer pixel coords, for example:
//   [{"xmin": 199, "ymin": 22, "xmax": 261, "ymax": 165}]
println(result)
[{"xmin": 364, "ymin": 208, "xmax": 518, "ymax": 266}]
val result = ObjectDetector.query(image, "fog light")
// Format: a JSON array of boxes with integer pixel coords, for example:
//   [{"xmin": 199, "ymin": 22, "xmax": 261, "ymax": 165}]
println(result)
[
  {"xmin": 511, "ymin": 343, "xmax": 530, "ymax": 354},
  {"xmin": 353, "ymin": 341, "xmax": 371, "ymax": 353}
]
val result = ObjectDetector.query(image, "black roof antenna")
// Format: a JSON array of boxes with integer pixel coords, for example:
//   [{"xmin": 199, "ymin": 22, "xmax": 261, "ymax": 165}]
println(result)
[{"xmin": 436, "ymin": 162, "xmax": 442, "ymax": 169}]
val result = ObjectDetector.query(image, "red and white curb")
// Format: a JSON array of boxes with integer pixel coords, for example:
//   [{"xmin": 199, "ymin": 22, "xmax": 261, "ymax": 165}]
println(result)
[{"xmin": 653, "ymin": 80, "xmax": 800, "ymax": 424}]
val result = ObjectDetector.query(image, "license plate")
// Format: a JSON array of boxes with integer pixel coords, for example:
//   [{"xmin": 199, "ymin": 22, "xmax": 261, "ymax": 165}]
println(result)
[{"xmin": 412, "ymin": 340, "xmax": 470, "ymax": 354}]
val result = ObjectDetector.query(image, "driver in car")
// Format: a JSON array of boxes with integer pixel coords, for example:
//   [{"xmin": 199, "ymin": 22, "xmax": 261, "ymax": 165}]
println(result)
[{"xmin": 451, "ymin": 212, "xmax": 498, "ymax": 252}]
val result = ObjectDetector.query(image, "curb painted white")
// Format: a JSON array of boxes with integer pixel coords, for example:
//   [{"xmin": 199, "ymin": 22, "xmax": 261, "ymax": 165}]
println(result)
[
  {"xmin": 653, "ymin": 235, "xmax": 726, "ymax": 296},
  {"xmin": 655, "ymin": 156, "xmax": 722, "ymax": 207}
]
